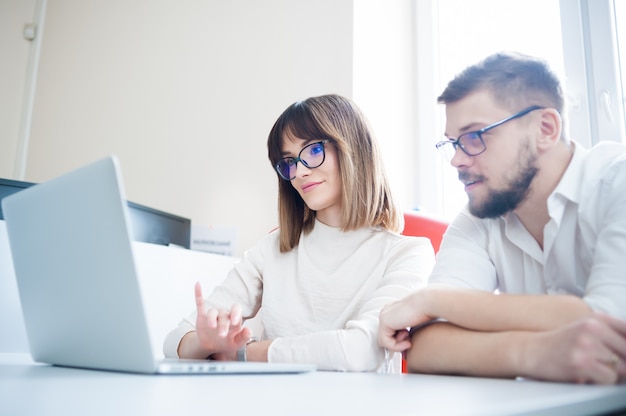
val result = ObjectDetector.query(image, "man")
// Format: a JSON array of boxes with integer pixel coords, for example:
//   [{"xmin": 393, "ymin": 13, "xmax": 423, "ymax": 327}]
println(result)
[{"xmin": 379, "ymin": 52, "xmax": 626, "ymax": 384}]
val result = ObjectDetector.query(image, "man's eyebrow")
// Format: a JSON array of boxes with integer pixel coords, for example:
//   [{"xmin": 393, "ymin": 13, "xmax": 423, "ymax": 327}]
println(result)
[{"xmin": 446, "ymin": 121, "xmax": 485, "ymax": 138}]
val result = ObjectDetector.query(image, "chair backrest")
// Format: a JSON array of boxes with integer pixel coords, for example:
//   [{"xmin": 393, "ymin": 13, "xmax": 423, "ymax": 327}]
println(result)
[
  {"xmin": 401, "ymin": 210, "xmax": 449, "ymax": 253},
  {"xmin": 399, "ymin": 211, "xmax": 449, "ymax": 374}
]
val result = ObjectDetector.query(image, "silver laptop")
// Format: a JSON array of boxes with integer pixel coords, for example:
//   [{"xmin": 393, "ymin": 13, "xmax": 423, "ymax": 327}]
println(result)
[{"xmin": 2, "ymin": 156, "xmax": 315, "ymax": 375}]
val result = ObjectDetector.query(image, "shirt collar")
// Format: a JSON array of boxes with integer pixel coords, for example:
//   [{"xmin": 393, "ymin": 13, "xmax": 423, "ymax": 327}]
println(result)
[{"xmin": 550, "ymin": 140, "xmax": 588, "ymax": 206}]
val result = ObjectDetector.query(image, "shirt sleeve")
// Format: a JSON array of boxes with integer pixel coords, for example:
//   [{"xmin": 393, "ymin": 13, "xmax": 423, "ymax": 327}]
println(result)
[
  {"xmin": 582, "ymin": 159, "xmax": 626, "ymax": 320},
  {"xmin": 428, "ymin": 207, "xmax": 498, "ymax": 291},
  {"xmin": 267, "ymin": 237, "xmax": 434, "ymax": 372}
]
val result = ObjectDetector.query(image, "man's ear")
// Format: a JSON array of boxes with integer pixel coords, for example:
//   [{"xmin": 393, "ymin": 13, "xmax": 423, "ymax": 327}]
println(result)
[{"xmin": 537, "ymin": 108, "xmax": 562, "ymax": 150}]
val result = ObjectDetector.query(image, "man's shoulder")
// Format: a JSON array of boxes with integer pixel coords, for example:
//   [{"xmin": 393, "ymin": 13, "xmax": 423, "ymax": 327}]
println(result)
[
  {"xmin": 574, "ymin": 141, "xmax": 626, "ymax": 185},
  {"xmin": 446, "ymin": 206, "xmax": 503, "ymax": 240},
  {"xmin": 584, "ymin": 141, "xmax": 626, "ymax": 168}
]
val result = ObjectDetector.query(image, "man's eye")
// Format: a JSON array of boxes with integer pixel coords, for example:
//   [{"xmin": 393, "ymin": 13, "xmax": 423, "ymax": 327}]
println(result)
[{"xmin": 462, "ymin": 132, "xmax": 481, "ymax": 142}]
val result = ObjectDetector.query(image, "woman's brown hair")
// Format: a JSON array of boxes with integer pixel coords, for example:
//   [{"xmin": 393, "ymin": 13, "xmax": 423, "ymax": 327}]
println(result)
[{"xmin": 267, "ymin": 94, "xmax": 402, "ymax": 252}]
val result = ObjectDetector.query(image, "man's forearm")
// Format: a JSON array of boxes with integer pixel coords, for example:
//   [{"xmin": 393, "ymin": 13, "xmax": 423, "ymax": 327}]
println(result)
[
  {"xmin": 407, "ymin": 314, "xmax": 626, "ymax": 384},
  {"xmin": 421, "ymin": 287, "xmax": 592, "ymax": 332},
  {"xmin": 405, "ymin": 322, "xmax": 528, "ymax": 378}
]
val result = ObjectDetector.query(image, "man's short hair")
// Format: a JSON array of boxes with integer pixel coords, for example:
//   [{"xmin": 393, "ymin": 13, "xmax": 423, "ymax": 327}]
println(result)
[{"xmin": 438, "ymin": 51, "xmax": 565, "ymax": 115}]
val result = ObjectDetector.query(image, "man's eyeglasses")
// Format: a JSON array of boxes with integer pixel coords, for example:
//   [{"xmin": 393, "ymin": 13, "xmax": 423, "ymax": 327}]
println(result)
[
  {"xmin": 435, "ymin": 105, "xmax": 545, "ymax": 161},
  {"xmin": 275, "ymin": 140, "xmax": 330, "ymax": 181}
]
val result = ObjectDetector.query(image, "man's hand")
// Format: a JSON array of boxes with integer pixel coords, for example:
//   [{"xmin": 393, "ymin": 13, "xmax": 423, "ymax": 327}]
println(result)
[
  {"xmin": 378, "ymin": 291, "xmax": 433, "ymax": 352},
  {"xmin": 521, "ymin": 312, "xmax": 626, "ymax": 384}
]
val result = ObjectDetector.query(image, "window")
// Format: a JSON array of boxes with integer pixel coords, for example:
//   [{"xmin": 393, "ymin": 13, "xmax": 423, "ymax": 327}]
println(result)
[
  {"xmin": 560, "ymin": 0, "xmax": 626, "ymax": 147},
  {"xmin": 422, "ymin": 0, "xmax": 565, "ymax": 218},
  {"xmin": 615, "ymin": 0, "xmax": 626, "ymax": 125},
  {"xmin": 416, "ymin": 0, "xmax": 626, "ymax": 219}
]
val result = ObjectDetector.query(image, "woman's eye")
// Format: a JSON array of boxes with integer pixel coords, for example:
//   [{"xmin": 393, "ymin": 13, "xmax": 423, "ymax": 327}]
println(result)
[{"xmin": 309, "ymin": 144, "xmax": 324, "ymax": 156}]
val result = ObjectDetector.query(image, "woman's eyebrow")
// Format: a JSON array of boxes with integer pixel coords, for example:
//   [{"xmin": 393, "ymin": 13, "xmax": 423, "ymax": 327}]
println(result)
[{"xmin": 280, "ymin": 139, "xmax": 315, "ymax": 157}]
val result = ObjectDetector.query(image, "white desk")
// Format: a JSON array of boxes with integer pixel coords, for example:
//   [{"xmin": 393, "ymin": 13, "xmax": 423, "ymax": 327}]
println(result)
[
  {"xmin": 1, "ymin": 354, "xmax": 625, "ymax": 416},
  {"xmin": 2, "ymin": 222, "xmax": 626, "ymax": 415}
]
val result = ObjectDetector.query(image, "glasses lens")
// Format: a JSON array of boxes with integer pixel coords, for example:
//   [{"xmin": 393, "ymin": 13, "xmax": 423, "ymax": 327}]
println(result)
[
  {"xmin": 435, "ymin": 140, "xmax": 456, "ymax": 162},
  {"xmin": 301, "ymin": 142, "xmax": 325, "ymax": 168},
  {"xmin": 276, "ymin": 159, "xmax": 295, "ymax": 180},
  {"xmin": 458, "ymin": 132, "xmax": 485, "ymax": 156},
  {"xmin": 275, "ymin": 141, "xmax": 327, "ymax": 181}
]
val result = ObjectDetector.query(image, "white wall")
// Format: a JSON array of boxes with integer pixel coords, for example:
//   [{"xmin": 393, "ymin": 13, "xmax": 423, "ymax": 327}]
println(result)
[
  {"xmin": 0, "ymin": 0, "xmax": 36, "ymax": 179},
  {"xmin": 2, "ymin": 0, "xmax": 357, "ymax": 256}
]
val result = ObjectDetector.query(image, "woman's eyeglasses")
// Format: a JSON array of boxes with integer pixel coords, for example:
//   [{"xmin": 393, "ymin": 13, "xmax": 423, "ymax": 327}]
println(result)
[{"xmin": 275, "ymin": 140, "xmax": 330, "ymax": 181}]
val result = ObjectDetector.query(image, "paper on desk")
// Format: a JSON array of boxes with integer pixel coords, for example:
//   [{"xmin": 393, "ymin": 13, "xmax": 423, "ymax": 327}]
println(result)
[{"xmin": 190, "ymin": 224, "xmax": 239, "ymax": 256}]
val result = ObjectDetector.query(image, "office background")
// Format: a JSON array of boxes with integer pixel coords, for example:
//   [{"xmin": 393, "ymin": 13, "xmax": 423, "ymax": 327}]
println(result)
[
  {"xmin": 1, "ymin": 0, "xmax": 425, "ymax": 256},
  {"xmin": 2, "ymin": 1, "xmax": 625, "ymax": 256}
]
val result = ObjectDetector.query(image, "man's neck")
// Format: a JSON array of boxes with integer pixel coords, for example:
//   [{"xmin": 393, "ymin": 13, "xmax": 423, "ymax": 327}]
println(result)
[{"xmin": 514, "ymin": 140, "xmax": 574, "ymax": 249}]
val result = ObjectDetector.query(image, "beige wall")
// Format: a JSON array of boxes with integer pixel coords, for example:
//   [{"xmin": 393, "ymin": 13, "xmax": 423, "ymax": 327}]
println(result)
[
  {"xmin": 2, "ymin": 0, "xmax": 420, "ymax": 257},
  {"xmin": 5, "ymin": 0, "xmax": 355, "ymax": 255}
]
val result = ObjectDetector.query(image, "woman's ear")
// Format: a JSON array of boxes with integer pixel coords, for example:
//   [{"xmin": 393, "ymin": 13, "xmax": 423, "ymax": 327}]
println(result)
[{"xmin": 537, "ymin": 108, "xmax": 562, "ymax": 150}]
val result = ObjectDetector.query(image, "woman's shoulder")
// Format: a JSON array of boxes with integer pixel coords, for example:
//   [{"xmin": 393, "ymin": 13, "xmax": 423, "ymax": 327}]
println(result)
[
  {"xmin": 369, "ymin": 227, "xmax": 435, "ymax": 252},
  {"xmin": 240, "ymin": 228, "xmax": 282, "ymax": 260}
]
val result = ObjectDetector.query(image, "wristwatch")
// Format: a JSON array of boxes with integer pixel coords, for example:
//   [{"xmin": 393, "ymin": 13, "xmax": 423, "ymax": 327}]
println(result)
[{"xmin": 236, "ymin": 337, "xmax": 259, "ymax": 362}]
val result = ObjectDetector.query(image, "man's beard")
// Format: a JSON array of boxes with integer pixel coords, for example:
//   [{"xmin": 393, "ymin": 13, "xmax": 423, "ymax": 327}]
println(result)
[{"xmin": 468, "ymin": 152, "xmax": 538, "ymax": 219}]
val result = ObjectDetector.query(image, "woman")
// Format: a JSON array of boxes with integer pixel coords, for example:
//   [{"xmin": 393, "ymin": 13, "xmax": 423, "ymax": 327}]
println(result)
[{"xmin": 163, "ymin": 94, "xmax": 434, "ymax": 372}]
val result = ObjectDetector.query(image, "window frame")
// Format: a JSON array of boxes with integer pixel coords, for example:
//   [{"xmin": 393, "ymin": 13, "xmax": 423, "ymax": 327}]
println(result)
[{"xmin": 560, "ymin": 0, "xmax": 626, "ymax": 146}]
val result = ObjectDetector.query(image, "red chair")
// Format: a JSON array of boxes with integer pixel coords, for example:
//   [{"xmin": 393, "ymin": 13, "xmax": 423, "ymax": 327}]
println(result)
[
  {"xmin": 402, "ymin": 210, "xmax": 449, "ymax": 253},
  {"xmin": 399, "ymin": 210, "xmax": 449, "ymax": 373}
]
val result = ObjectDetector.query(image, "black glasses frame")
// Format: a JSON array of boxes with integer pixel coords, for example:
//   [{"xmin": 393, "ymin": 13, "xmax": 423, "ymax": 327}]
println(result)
[
  {"xmin": 435, "ymin": 105, "xmax": 545, "ymax": 158},
  {"xmin": 275, "ymin": 140, "xmax": 330, "ymax": 181}
]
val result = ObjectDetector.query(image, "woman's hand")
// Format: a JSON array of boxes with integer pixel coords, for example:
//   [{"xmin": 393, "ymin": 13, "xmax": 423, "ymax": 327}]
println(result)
[{"xmin": 180, "ymin": 282, "xmax": 252, "ymax": 360}]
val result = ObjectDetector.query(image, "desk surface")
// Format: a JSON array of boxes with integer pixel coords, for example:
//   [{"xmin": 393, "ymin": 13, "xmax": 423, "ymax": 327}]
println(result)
[{"xmin": 1, "ymin": 354, "xmax": 625, "ymax": 416}]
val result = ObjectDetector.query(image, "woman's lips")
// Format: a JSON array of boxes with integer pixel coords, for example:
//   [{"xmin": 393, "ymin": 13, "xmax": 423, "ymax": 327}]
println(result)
[{"xmin": 302, "ymin": 181, "xmax": 321, "ymax": 192}]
